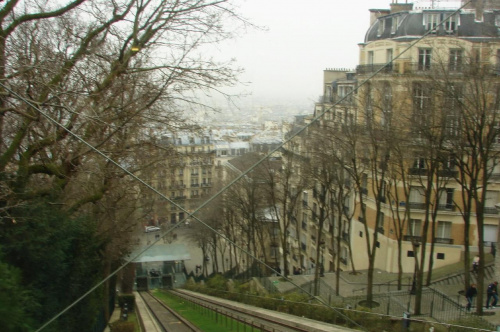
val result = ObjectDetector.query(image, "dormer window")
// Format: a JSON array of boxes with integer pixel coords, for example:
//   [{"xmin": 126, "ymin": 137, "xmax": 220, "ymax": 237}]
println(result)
[
  {"xmin": 444, "ymin": 13, "xmax": 458, "ymax": 33},
  {"xmin": 391, "ymin": 16, "xmax": 399, "ymax": 34},
  {"xmin": 377, "ymin": 19, "xmax": 386, "ymax": 36},
  {"xmin": 423, "ymin": 13, "xmax": 440, "ymax": 32}
]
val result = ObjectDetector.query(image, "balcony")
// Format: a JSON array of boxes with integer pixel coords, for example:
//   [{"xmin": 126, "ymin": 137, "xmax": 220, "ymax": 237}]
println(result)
[
  {"xmin": 438, "ymin": 169, "xmax": 458, "ymax": 178},
  {"xmin": 201, "ymin": 183, "xmax": 212, "ymax": 187},
  {"xmin": 190, "ymin": 184, "xmax": 199, "ymax": 187},
  {"xmin": 484, "ymin": 207, "xmax": 499, "ymax": 215},
  {"xmin": 356, "ymin": 63, "xmax": 394, "ymax": 74},
  {"xmin": 408, "ymin": 202, "xmax": 425, "ymax": 210},
  {"xmin": 490, "ymin": 173, "xmax": 500, "ymax": 182},
  {"xmin": 437, "ymin": 204, "xmax": 455, "ymax": 211},
  {"xmin": 409, "ymin": 168, "xmax": 428, "ymax": 176},
  {"xmin": 404, "ymin": 235, "xmax": 422, "ymax": 242},
  {"xmin": 434, "ymin": 237, "xmax": 454, "ymax": 244}
]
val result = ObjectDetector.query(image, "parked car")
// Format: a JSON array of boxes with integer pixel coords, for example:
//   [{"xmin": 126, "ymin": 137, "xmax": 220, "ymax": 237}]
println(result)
[{"xmin": 144, "ymin": 226, "xmax": 160, "ymax": 233}]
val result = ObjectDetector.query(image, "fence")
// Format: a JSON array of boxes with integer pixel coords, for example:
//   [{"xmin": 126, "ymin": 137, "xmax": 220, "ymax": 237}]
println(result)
[{"xmin": 258, "ymin": 275, "xmax": 496, "ymax": 329}]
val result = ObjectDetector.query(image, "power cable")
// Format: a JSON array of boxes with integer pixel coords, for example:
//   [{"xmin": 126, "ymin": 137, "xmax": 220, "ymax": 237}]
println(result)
[{"xmin": 0, "ymin": 1, "xmax": 476, "ymax": 330}]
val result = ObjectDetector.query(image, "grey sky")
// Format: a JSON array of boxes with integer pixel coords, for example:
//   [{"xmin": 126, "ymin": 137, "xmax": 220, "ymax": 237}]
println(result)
[{"xmin": 216, "ymin": 0, "xmax": 393, "ymax": 105}]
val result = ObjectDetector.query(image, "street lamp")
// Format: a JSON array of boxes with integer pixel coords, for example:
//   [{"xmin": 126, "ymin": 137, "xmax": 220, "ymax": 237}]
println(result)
[
  {"xmin": 319, "ymin": 240, "xmax": 325, "ymax": 277},
  {"xmin": 493, "ymin": 204, "xmax": 500, "ymax": 282}
]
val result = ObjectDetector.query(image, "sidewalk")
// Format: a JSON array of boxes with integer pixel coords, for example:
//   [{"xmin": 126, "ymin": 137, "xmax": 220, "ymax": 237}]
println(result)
[
  {"xmin": 104, "ymin": 292, "xmax": 162, "ymax": 332},
  {"xmin": 103, "ymin": 307, "xmax": 121, "ymax": 332}
]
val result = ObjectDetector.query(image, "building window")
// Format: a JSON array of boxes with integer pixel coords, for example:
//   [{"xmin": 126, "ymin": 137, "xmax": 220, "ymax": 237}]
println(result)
[
  {"xmin": 368, "ymin": 51, "xmax": 374, "ymax": 66},
  {"xmin": 437, "ymin": 253, "xmax": 445, "ymax": 260},
  {"xmin": 444, "ymin": 13, "xmax": 458, "ymax": 33},
  {"xmin": 386, "ymin": 48, "xmax": 393, "ymax": 63},
  {"xmin": 377, "ymin": 212, "xmax": 385, "ymax": 234},
  {"xmin": 444, "ymin": 83, "xmax": 463, "ymax": 138},
  {"xmin": 437, "ymin": 221, "xmax": 452, "ymax": 239},
  {"xmin": 409, "ymin": 186, "xmax": 425, "ymax": 209},
  {"xmin": 407, "ymin": 251, "xmax": 415, "ymax": 257},
  {"xmin": 496, "ymin": 50, "xmax": 500, "ymax": 74},
  {"xmin": 485, "ymin": 191, "xmax": 499, "ymax": 213},
  {"xmin": 438, "ymin": 188, "xmax": 454, "ymax": 210},
  {"xmin": 365, "ymin": 82, "xmax": 373, "ymax": 128},
  {"xmin": 381, "ymin": 82, "xmax": 392, "ymax": 127},
  {"xmin": 413, "ymin": 157, "xmax": 426, "ymax": 170},
  {"xmin": 449, "ymin": 49, "xmax": 462, "ymax": 72},
  {"xmin": 418, "ymin": 49, "xmax": 432, "ymax": 71},
  {"xmin": 391, "ymin": 16, "xmax": 399, "ymax": 34},
  {"xmin": 414, "ymin": 83, "xmax": 431, "ymax": 111},
  {"xmin": 408, "ymin": 219, "xmax": 422, "ymax": 237},
  {"xmin": 413, "ymin": 83, "xmax": 431, "ymax": 136},
  {"xmin": 424, "ymin": 13, "xmax": 439, "ymax": 32},
  {"xmin": 377, "ymin": 19, "xmax": 385, "ymax": 36},
  {"xmin": 338, "ymin": 85, "xmax": 353, "ymax": 103}
]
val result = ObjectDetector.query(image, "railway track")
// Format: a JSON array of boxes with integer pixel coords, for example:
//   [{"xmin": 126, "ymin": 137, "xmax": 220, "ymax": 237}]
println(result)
[
  {"xmin": 138, "ymin": 291, "xmax": 202, "ymax": 332},
  {"xmin": 167, "ymin": 289, "xmax": 359, "ymax": 332}
]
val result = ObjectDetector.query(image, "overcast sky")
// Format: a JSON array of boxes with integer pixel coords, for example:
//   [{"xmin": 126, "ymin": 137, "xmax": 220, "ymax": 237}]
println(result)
[{"xmin": 214, "ymin": 0, "xmax": 393, "ymax": 105}]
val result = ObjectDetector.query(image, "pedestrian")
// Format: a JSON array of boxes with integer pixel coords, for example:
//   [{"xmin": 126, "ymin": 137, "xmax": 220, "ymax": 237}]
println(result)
[
  {"xmin": 486, "ymin": 281, "xmax": 499, "ymax": 309},
  {"xmin": 465, "ymin": 284, "xmax": 477, "ymax": 311},
  {"xmin": 472, "ymin": 255, "xmax": 479, "ymax": 273}
]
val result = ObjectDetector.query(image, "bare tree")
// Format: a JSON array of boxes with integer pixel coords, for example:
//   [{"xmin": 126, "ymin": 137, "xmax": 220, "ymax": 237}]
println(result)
[{"xmin": 0, "ymin": 1, "xmax": 248, "ymax": 328}]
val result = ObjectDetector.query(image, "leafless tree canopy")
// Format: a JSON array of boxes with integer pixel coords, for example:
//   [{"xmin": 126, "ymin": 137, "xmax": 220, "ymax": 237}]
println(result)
[{"xmin": 0, "ymin": 0, "xmax": 246, "ymax": 219}]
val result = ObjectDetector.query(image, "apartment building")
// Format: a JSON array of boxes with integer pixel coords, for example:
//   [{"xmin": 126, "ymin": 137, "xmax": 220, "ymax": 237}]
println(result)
[
  {"xmin": 147, "ymin": 132, "xmax": 215, "ymax": 225},
  {"xmin": 284, "ymin": 0, "xmax": 500, "ymax": 276}
]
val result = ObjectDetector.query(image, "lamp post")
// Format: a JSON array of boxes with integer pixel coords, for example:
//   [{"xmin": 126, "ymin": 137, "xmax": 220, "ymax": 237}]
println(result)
[
  {"xmin": 319, "ymin": 240, "xmax": 325, "ymax": 277},
  {"xmin": 493, "ymin": 204, "xmax": 500, "ymax": 282}
]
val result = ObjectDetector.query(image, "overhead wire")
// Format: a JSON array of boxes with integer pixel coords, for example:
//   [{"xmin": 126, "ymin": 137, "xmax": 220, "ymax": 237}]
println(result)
[{"xmin": 0, "ymin": 1, "xmax": 476, "ymax": 331}]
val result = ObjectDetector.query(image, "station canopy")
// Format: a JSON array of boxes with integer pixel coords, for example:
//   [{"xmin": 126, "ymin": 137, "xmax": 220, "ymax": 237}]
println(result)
[{"xmin": 129, "ymin": 244, "xmax": 191, "ymax": 263}]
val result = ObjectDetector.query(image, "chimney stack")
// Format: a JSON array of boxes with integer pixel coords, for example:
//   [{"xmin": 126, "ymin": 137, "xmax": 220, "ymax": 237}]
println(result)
[
  {"xmin": 369, "ymin": 9, "xmax": 391, "ymax": 25},
  {"xmin": 390, "ymin": 2, "xmax": 414, "ymax": 14}
]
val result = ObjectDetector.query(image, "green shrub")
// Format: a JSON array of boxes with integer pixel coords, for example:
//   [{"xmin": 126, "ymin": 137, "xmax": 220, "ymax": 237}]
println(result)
[{"xmin": 206, "ymin": 274, "xmax": 228, "ymax": 291}]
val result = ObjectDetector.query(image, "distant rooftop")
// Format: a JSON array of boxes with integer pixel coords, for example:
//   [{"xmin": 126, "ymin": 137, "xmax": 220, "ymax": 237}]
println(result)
[{"xmin": 414, "ymin": 1, "xmax": 462, "ymax": 10}]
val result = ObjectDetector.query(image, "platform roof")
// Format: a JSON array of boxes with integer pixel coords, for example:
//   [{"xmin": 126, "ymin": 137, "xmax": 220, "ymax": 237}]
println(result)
[{"xmin": 129, "ymin": 244, "xmax": 191, "ymax": 263}]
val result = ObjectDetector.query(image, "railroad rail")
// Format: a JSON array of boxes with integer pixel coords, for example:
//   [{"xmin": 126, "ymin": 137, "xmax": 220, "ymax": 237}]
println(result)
[
  {"xmin": 138, "ymin": 291, "xmax": 202, "ymax": 332},
  {"xmin": 168, "ymin": 289, "xmax": 361, "ymax": 332}
]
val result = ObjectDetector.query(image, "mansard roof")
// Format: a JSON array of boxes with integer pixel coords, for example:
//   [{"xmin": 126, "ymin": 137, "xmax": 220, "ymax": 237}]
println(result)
[{"xmin": 365, "ymin": 10, "xmax": 500, "ymax": 43}]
